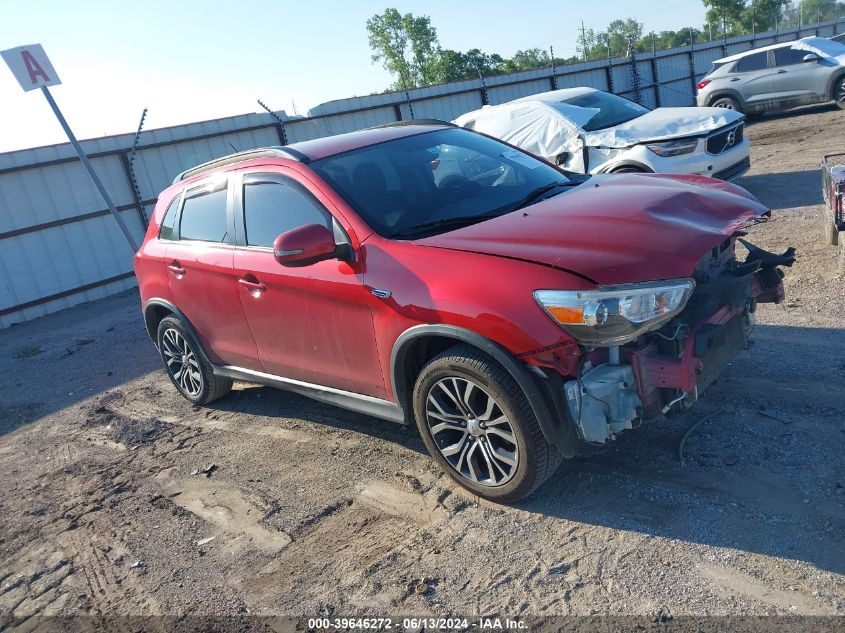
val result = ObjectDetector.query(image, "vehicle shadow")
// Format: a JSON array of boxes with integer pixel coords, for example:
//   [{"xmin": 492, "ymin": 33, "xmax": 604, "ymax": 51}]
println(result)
[
  {"xmin": 518, "ymin": 323, "xmax": 845, "ymax": 576},
  {"xmin": 744, "ymin": 102, "xmax": 839, "ymax": 126},
  {"xmin": 204, "ymin": 384, "xmax": 428, "ymax": 456},
  {"xmin": 736, "ymin": 168, "xmax": 823, "ymax": 209}
]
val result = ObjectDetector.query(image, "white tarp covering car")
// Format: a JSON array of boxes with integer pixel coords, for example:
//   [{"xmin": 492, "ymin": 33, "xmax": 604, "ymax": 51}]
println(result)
[{"xmin": 454, "ymin": 88, "xmax": 751, "ymax": 181}]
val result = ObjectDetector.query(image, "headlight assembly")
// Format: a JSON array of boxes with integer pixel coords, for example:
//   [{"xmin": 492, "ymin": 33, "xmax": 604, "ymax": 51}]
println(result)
[
  {"xmin": 645, "ymin": 138, "xmax": 698, "ymax": 157},
  {"xmin": 534, "ymin": 279, "xmax": 695, "ymax": 346}
]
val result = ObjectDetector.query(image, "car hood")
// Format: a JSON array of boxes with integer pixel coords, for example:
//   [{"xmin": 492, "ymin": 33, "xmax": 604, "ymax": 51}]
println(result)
[
  {"xmin": 416, "ymin": 174, "xmax": 768, "ymax": 285},
  {"xmin": 584, "ymin": 107, "xmax": 744, "ymax": 148}
]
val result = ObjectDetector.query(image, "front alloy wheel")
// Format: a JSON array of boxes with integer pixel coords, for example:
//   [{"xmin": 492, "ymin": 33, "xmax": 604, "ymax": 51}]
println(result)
[
  {"xmin": 425, "ymin": 377, "xmax": 518, "ymax": 486},
  {"xmin": 412, "ymin": 345, "xmax": 561, "ymax": 502}
]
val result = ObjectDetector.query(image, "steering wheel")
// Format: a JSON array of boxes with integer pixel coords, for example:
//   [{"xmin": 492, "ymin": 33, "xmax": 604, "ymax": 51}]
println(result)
[{"xmin": 438, "ymin": 175, "xmax": 480, "ymax": 202}]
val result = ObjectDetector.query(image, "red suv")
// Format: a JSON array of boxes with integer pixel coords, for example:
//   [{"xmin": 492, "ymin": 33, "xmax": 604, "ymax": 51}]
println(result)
[{"xmin": 134, "ymin": 121, "xmax": 793, "ymax": 502}]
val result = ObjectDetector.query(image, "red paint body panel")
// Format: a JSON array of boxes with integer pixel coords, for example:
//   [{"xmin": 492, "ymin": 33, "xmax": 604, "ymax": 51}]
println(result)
[
  {"xmin": 418, "ymin": 173, "xmax": 768, "ymax": 285},
  {"xmin": 233, "ymin": 248, "xmax": 386, "ymax": 398},
  {"xmin": 164, "ymin": 241, "xmax": 260, "ymax": 369},
  {"xmin": 360, "ymin": 238, "xmax": 594, "ymax": 400}
]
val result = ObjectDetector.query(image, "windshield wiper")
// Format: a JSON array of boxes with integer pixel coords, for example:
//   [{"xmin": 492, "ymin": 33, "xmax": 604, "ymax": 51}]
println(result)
[
  {"xmin": 390, "ymin": 212, "xmax": 503, "ymax": 238},
  {"xmin": 507, "ymin": 181, "xmax": 573, "ymax": 213}
]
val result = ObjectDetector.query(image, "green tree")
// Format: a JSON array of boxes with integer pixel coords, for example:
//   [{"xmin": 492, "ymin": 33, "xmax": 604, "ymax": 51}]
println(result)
[
  {"xmin": 503, "ymin": 48, "xmax": 551, "ymax": 72},
  {"xmin": 704, "ymin": 0, "xmax": 746, "ymax": 33},
  {"xmin": 577, "ymin": 19, "xmax": 645, "ymax": 60},
  {"xmin": 738, "ymin": 0, "xmax": 790, "ymax": 32},
  {"xmin": 799, "ymin": 0, "xmax": 843, "ymax": 23},
  {"xmin": 366, "ymin": 8, "xmax": 441, "ymax": 89}
]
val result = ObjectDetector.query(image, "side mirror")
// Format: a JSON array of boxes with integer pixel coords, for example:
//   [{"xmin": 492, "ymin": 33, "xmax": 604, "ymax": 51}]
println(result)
[
  {"xmin": 273, "ymin": 224, "xmax": 338, "ymax": 267},
  {"xmin": 555, "ymin": 152, "xmax": 571, "ymax": 166},
  {"xmin": 802, "ymin": 53, "xmax": 820, "ymax": 62}
]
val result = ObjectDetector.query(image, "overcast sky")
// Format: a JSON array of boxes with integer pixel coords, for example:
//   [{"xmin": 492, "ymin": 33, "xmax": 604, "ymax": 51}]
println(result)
[{"xmin": 0, "ymin": 0, "xmax": 705, "ymax": 153}]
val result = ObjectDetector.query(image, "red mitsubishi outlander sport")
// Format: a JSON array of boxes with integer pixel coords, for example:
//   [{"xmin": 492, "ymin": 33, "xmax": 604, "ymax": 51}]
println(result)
[{"xmin": 134, "ymin": 121, "xmax": 794, "ymax": 502}]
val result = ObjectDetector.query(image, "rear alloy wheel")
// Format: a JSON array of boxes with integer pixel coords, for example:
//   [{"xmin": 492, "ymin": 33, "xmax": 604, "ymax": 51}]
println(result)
[
  {"xmin": 412, "ymin": 345, "xmax": 561, "ymax": 502},
  {"xmin": 157, "ymin": 316, "xmax": 232, "ymax": 405},
  {"xmin": 835, "ymin": 76, "xmax": 845, "ymax": 110},
  {"xmin": 711, "ymin": 96, "xmax": 742, "ymax": 113}
]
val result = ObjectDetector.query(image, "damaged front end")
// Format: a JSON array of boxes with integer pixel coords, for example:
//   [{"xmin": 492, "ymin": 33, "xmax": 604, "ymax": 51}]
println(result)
[{"xmin": 532, "ymin": 234, "xmax": 795, "ymax": 445}]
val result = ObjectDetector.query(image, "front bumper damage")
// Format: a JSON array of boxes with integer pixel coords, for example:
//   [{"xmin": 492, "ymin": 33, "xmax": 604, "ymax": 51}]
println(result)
[{"xmin": 560, "ymin": 237, "xmax": 796, "ymax": 444}]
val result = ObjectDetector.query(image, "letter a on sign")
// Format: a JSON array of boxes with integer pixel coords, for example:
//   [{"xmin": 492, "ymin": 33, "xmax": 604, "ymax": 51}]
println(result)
[{"xmin": 1, "ymin": 44, "xmax": 61, "ymax": 91}]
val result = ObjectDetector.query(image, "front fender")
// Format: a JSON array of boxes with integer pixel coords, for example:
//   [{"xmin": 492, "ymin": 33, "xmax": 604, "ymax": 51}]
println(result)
[{"xmin": 390, "ymin": 324, "xmax": 577, "ymax": 453}]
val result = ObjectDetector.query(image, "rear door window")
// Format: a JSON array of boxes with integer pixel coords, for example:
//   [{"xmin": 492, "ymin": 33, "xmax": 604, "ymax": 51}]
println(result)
[
  {"xmin": 734, "ymin": 52, "xmax": 768, "ymax": 72},
  {"xmin": 179, "ymin": 183, "xmax": 229, "ymax": 242},
  {"xmin": 774, "ymin": 46, "xmax": 808, "ymax": 66},
  {"xmin": 158, "ymin": 195, "xmax": 181, "ymax": 240},
  {"xmin": 242, "ymin": 177, "xmax": 330, "ymax": 247}
]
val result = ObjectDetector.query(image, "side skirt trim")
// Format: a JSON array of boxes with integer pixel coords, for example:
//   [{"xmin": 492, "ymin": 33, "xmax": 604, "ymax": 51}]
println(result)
[{"xmin": 212, "ymin": 365, "xmax": 407, "ymax": 425}]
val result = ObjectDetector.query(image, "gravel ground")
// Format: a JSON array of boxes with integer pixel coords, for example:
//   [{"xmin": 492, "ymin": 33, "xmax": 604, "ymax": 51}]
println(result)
[{"xmin": 0, "ymin": 104, "xmax": 843, "ymax": 628}]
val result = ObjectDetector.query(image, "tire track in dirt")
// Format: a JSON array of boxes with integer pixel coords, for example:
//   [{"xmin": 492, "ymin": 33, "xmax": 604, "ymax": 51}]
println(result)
[
  {"xmin": 698, "ymin": 563, "xmax": 838, "ymax": 614},
  {"xmin": 245, "ymin": 480, "xmax": 447, "ymax": 613}
]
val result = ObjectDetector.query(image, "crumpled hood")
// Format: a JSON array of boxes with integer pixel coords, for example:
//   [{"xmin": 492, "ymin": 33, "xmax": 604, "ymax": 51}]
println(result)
[
  {"xmin": 417, "ymin": 174, "xmax": 768, "ymax": 285},
  {"xmin": 585, "ymin": 107, "xmax": 744, "ymax": 148}
]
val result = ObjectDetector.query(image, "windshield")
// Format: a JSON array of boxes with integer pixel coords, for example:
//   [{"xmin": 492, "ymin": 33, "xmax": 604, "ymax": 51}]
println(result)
[
  {"xmin": 558, "ymin": 91, "xmax": 649, "ymax": 132},
  {"xmin": 310, "ymin": 128, "xmax": 578, "ymax": 239}
]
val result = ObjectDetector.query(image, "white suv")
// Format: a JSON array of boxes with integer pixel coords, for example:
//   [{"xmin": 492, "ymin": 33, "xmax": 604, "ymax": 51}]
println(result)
[{"xmin": 455, "ymin": 87, "xmax": 751, "ymax": 181}]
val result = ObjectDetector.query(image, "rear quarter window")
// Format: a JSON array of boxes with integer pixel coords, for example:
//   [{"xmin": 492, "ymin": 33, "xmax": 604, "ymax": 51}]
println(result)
[{"xmin": 158, "ymin": 195, "xmax": 181, "ymax": 240}]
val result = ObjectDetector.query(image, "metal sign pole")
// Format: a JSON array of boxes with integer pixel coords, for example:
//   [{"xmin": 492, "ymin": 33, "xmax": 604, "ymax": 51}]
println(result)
[{"xmin": 39, "ymin": 86, "xmax": 139, "ymax": 252}]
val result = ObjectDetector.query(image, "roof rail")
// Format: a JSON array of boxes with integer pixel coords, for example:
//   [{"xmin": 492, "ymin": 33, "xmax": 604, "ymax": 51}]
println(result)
[
  {"xmin": 366, "ymin": 119, "xmax": 457, "ymax": 130},
  {"xmin": 172, "ymin": 146, "xmax": 309, "ymax": 184}
]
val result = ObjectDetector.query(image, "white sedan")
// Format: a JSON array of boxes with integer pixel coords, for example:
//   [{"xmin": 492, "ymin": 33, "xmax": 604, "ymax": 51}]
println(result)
[{"xmin": 454, "ymin": 87, "xmax": 751, "ymax": 181}]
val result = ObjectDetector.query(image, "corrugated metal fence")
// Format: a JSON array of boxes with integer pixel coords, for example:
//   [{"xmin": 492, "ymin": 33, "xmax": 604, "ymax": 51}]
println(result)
[{"xmin": 1, "ymin": 19, "xmax": 841, "ymax": 327}]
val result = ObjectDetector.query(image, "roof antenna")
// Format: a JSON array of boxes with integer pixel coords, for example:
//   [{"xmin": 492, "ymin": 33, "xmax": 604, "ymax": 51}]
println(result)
[{"xmin": 257, "ymin": 99, "xmax": 289, "ymax": 144}]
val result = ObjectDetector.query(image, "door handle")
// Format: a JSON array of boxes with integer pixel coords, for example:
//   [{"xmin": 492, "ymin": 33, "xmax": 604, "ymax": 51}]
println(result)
[
  {"xmin": 776, "ymin": 69, "xmax": 788, "ymax": 74},
  {"xmin": 238, "ymin": 277, "xmax": 266, "ymax": 293},
  {"xmin": 167, "ymin": 260, "xmax": 185, "ymax": 278},
  {"xmin": 730, "ymin": 77, "xmax": 741, "ymax": 82}
]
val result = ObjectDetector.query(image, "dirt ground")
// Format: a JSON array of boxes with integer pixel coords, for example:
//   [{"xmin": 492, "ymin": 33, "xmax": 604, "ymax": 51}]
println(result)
[{"xmin": 1, "ymin": 104, "xmax": 844, "ymax": 628}]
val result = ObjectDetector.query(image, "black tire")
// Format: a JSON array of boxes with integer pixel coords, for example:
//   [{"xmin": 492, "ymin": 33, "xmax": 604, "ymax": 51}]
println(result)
[
  {"xmin": 412, "ymin": 344, "xmax": 561, "ymax": 503},
  {"xmin": 612, "ymin": 166, "xmax": 648, "ymax": 174},
  {"xmin": 156, "ymin": 316, "xmax": 232, "ymax": 405},
  {"xmin": 711, "ymin": 96, "xmax": 743, "ymax": 113},
  {"xmin": 833, "ymin": 75, "xmax": 845, "ymax": 111}
]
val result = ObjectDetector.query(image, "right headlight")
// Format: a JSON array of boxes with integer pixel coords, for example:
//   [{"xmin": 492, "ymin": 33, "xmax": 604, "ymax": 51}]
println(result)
[
  {"xmin": 645, "ymin": 138, "xmax": 698, "ymax": 157},
  {"xmin": 534, "ymin": 279, "xmax": 695, "ymax": 347}
]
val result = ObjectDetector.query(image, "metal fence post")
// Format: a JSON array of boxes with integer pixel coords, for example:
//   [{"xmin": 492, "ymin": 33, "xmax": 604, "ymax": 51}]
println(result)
[
  {"xmin": 119, "ymin": 153, "xmax": 148, "ymax": 230},
  {"xmin": 688, "ymin": 46, "xmax": 698, "ymax": 106},
  {"xmin": 257, "ymin": 99, "xmax": 288, "ymax": 145},
  {"xmin": 629, "ymin": 38, "xmax": 642, "ymax": 105},
  {"xmin": 125, "ymin": 108, "xmax": 148, "ymax": 227},
  {"xmin": 650, "ymin": 54, "xmax": 661, "ymax": 107},
  {"xmin": 474, "ymin": 62, "xmax": 489, "ymax": 105}
]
